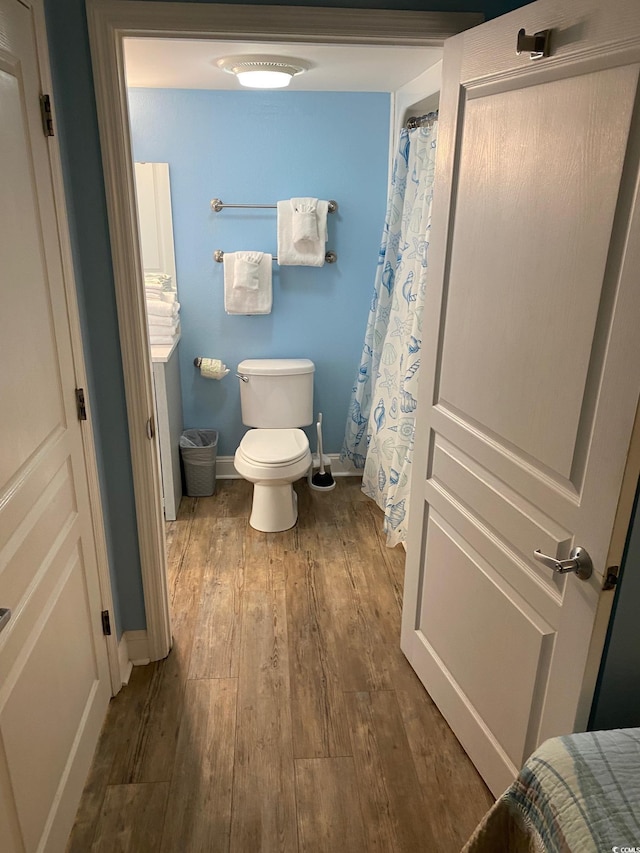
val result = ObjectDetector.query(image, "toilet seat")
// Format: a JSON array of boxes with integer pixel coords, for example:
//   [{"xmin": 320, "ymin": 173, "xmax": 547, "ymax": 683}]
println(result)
[{"xmin": 238, "ymin": 428, "xmax": 309, "ymax": 467}]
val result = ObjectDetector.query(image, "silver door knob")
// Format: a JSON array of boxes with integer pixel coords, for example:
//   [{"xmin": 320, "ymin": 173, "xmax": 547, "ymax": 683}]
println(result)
[{"xmin": 533, "ymin": 547, "xmax": 592, "ymax": 580}]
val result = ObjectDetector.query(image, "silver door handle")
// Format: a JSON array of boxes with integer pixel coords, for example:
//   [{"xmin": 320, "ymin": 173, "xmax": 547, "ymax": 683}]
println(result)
[
  {"xmin": 0, "ymin": 608, "xmax": 11, "ymax": 633},
  {"xmin": 533, "ymin": 547, "xmax": 593, "ymax": 580}
]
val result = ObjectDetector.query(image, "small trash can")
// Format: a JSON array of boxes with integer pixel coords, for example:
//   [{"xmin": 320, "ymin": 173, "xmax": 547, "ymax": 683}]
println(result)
[{"xmin": 179, "ymin": 429, "xmax": 218, "ymax": 497}]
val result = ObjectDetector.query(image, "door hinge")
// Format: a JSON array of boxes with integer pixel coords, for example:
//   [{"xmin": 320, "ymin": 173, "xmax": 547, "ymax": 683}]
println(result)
[
  {"xmin": 603, "ymin": 566, "xmax": 620, "ymax": 591},
  {"xmin": 75, "ymin": 387, "xmax": 87, "ymax": 421},
  {"xmin": 101, "ymin": 610, "xmax": 112, "ymax": 636},
  {"xmin": 39, "ymin": 94, "xmax": 54, "ymax": 137}
]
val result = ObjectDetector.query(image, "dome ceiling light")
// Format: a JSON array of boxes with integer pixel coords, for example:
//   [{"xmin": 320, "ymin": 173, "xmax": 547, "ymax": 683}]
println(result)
[{"xmin": 216, "ymin": 55, "xmax": 312, "ymax": 89}]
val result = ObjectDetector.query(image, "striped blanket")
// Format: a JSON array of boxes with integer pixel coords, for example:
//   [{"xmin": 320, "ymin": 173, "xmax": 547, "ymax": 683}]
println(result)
[{"xmin": 463, "ymin": 729, "xmax": 640, "ymax": 853}]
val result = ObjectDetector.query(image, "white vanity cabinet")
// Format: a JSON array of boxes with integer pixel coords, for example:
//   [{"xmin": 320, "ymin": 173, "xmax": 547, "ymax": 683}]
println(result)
[{"xmin": 151, "ymin": 340, "xmax": 183, "ymax": 521}]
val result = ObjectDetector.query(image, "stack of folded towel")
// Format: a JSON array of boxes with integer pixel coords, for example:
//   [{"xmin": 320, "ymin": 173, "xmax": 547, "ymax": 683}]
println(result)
[
  {"xmin": 145, "ymin": 273, "xmax": 180, "ymax": 345},
  {"xmin": 277, "ymin": 197, "xmax": 329, "ymax": 266}
]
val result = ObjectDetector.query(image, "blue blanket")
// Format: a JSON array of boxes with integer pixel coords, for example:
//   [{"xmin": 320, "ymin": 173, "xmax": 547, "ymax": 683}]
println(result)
[{"xmin": 463, "ymin": 729, "xmax": 640, "ymax": 852}]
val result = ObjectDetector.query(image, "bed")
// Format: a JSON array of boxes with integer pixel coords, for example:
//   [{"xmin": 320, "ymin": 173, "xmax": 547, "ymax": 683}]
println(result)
[{"xmin": 462, "ymin": 728, "xmax": 640, "ymax": 853}]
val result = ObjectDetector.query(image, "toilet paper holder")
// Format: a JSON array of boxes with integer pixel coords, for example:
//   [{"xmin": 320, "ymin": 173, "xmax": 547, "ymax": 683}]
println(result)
[{"xmin": 194, "ymin": 356, "xmax": 230, "ymax": 380}]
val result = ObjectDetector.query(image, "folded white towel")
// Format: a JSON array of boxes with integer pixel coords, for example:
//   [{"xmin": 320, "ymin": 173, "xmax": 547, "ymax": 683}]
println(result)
[
  {"xmin": 224, "ymin": 252, "xmax": 272, "ymax": 315},
  {"xmin": 277, "ymin": 199, "xmax": 329, "ymax": 266},
  {"xmin": 149, "ymin": 334, "xmax": 177, "ymax": 345},
  {"xmin": 147, "ymin": 300, "xmax": 179, "ymax": 318},
  {"xmin": 234, "ymin": 251, "xmax": 262, "ymax": 290},
  {"xmin": 148, "ymin": 314, "xmax": 178, "ymax": 328},
  {"xmin": 291, "ymin": 197, "xmax": 319, "ymax": 244},
  {"xmin": 145, "ymin": 272, "xmax": 173, "ymax": 289},
  {"xmin": 149, "ymin": 322, "xmax": 180, "ymax": 345},
  {"xmin": 149, "ymin": 317, "xmax": 179, "ymax": 335},
  {"xmin": 161, "ymin": 290, "xmax": 177, "ymax": 303},
  {"xmin": 145, "ymin": 286, "xmax": 163, "ymax": 301}
]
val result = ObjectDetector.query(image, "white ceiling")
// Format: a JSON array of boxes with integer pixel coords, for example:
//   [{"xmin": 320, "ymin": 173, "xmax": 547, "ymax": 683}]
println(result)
[{"xmin": 124, "ymin": 38, "xmax": 442, "ymax": 92}]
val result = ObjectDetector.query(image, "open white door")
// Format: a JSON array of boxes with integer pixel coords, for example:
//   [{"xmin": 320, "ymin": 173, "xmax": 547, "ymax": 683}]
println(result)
[
  {"xmin": 402, "ymin": 0, "xmax": 640, "ymax": 796},
  {"xmin": 0, "ymin": 1, "xmax": 111, "ymax": 849}
]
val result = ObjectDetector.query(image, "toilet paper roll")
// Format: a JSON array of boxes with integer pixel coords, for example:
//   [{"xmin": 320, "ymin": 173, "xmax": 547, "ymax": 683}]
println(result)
[{"xmin": 200, "ymin": 358, "xmax": 229, "ymax": 380}]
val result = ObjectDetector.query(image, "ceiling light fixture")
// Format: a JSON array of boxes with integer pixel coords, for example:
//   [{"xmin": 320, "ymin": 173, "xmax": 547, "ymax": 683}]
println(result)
[{"xmin": 216, "ymin": 55, "xmax": 311, "ymax": 89}]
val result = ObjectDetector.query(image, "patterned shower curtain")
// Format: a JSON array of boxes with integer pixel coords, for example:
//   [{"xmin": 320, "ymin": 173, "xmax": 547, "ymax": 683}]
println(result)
[{"xmin": 341, "ymin": 115, "xmax": 438, "ymax": 546}]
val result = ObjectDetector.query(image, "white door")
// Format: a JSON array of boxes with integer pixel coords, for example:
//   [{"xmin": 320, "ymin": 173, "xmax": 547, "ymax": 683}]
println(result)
[
  {"xmin": 402, "ymin": 0, "xmax": 640, "ymax": 797},
  {"xmin": 0, "ymin": 1, "xmax": 111, "ymax": 850}
]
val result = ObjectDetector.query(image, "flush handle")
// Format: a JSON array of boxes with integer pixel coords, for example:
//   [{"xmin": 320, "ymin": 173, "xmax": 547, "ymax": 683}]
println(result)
[
  {"xmin": 236, "ymin": 373, "xmax": 248, "ymax": 383},
  {"xmin": 533, "ymin": 546, "xmax": 593, "ymax": 580}
]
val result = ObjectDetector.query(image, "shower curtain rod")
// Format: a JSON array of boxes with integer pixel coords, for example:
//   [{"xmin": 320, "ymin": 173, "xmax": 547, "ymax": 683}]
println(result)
[
  {"xmin": 211, "ymin": 198, "xmax": 338, "ymax": 213},
  {"xmin": 405, "ymin": 110, "xmax": 439, "ymax": 129}
]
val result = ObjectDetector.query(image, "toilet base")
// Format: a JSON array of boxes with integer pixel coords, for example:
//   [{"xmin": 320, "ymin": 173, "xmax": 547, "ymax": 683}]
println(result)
[{"xmin": 249, "ymin": 483, "xmax": 298, "ymax": 532}]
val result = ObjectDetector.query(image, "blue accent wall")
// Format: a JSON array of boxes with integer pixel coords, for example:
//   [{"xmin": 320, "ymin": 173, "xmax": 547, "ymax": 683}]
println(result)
[
  {"xmin": 44, "ymin": 0, "xmax": 145, "ymax": 635},
  {"xmin": 129, "ymin": 88, "xmax": 389, "ymax": 456},
  {"xmin": 43, "ymin": 0, "xmax": 543, "ymax": 635}
]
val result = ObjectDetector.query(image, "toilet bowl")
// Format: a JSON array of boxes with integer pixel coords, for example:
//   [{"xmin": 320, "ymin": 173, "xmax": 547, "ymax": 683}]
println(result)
[
  {"xmin": 234, "ymin": 428, "xmax": 312, "ymax": 532},
  {"xmin": 233, "ymin": 357, "xmax": 315, "ymax": 532}
]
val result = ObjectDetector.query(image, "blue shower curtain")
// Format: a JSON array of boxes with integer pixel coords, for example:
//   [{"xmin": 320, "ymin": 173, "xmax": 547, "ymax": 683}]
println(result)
[{"xmin": 342, "ymin": 115, "xmax": 438, "ymax": 546}]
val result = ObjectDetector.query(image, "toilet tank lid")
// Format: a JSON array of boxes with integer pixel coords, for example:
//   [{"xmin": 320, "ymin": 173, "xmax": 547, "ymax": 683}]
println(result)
[{"xmin": 238, "ymin": 358, "xmax": 315, "ymax": 376}]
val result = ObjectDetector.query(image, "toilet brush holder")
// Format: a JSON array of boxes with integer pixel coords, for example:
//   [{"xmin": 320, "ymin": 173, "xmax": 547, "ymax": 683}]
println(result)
[
  {"xmin": 309, "ymin": 413, "xmax": 336, "ymax": 491},
  {"xmin": 308, "ymin": 454, "xmax": 336, "ymax": 491}
]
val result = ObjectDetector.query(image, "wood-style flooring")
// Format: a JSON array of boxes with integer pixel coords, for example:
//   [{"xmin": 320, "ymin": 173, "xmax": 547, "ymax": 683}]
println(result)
[{"xmin": 67, "ymin": 478, "xmax": 493, "ymax": 852}]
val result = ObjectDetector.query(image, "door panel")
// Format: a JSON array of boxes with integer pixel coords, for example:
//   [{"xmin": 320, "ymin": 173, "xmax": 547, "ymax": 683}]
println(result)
[
  {"xmin": 0, "ymin": 61, "xmax": 65, "ymax": 483},
  {"xmin": 0, "ymin": 2, "xmax": 110, "ymax": 850},
  {"xmin": 2, "ymin": 551, "xmax": 98, "ymax": 853},
  {"xmin": 419, "ymin": 513, "xmax": 554, "ymax": 763},
  {"xmin": 438, "ymin": 64, "xmax": 637, "ymax": 480},
  {"xmin": 429, "ymin": 437, "xmax": 571, "ymax": 605},
  {"xmin": 402, "ymin": 0, "xmax": 640, "ymax": 796}
]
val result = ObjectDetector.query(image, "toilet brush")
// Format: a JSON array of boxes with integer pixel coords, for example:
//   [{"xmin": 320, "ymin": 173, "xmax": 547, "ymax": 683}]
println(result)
[{"xmin": 310, "ymin": 413, "xmax": 335, "ymax": 491}]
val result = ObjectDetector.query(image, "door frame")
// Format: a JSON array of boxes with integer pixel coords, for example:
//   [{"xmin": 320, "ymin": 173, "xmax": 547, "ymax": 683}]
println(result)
[
  {"xmin": 15, "ymin": 0, "xmax": 121, "ymax": 694},
  {"xmin": 85, "ymin": 0, "xmax": 483, "ymax": 660}
]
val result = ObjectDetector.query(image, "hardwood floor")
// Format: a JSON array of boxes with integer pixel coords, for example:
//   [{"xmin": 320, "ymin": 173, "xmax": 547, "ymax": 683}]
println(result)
[{"xmin": 67, "ymin": 478, "xmax": 493, "ymax": 853}]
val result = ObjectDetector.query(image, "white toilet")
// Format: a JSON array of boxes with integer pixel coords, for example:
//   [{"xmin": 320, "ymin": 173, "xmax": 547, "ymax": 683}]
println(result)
[{"xmin": 234, "ymin": 358, "xmax": 314, "ymax": 532}]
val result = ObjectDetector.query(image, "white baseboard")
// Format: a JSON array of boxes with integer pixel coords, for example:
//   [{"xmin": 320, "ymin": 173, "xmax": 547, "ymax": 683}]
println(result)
[
  {"xmin": 123, "ymin": 629, "xmax": 150, "ymax": 666},
  {"xmin": 117, "ymin": 633, "xmax": 133, "ymax": 686},
  {"xmin": 216, "ymin": 453, "xmax": 361, "ymax": 479}
]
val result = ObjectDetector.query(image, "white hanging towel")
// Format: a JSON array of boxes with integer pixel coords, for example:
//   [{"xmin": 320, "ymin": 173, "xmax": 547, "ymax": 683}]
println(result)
[
  {"xmin": 224, "ymin": 251, "xmax": 273, "ymax": 315},
  {"xmin": 292, "ymin": 197, "xmax": 319, "ymax": 243},
  {"xmin": 277, "ymin": 198, "xmax": 329, "ymax": 266}
]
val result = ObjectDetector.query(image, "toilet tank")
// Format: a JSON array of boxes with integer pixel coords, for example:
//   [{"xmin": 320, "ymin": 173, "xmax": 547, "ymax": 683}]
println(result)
[{"xmin": 237, "ymin": 358, "xmax": 315, "ymax": 428}]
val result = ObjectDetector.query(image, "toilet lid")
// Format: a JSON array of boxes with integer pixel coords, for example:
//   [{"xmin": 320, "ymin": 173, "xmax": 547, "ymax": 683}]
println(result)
[{"xmin": 239, "ymin": 428, "xmax": 309, "ymax": 465}]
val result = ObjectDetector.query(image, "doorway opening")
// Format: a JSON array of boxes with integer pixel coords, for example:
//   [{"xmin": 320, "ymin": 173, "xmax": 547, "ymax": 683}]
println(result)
[{"xmin": 87, "ymin": 1, "xmax": 478, "ymax": 663}]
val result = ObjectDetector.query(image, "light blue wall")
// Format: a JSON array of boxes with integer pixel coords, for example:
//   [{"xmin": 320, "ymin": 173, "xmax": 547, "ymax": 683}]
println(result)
[
  {"xmin": 129, "ymin": 88, "xmax": 389, "ymax": 456},
  {"xmin": 44, "ymin": 0, "xmax": 145, "ymax": 635}
]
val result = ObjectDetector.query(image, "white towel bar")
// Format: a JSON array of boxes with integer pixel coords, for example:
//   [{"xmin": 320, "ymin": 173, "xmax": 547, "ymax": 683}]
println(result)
[
  {"xmin": 210, "ymin": 198, "xmax": 338, "ymax": 213},
  {"xmin": 213, "ymin": 249, "xmax": 337, "ymax": 264}
]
